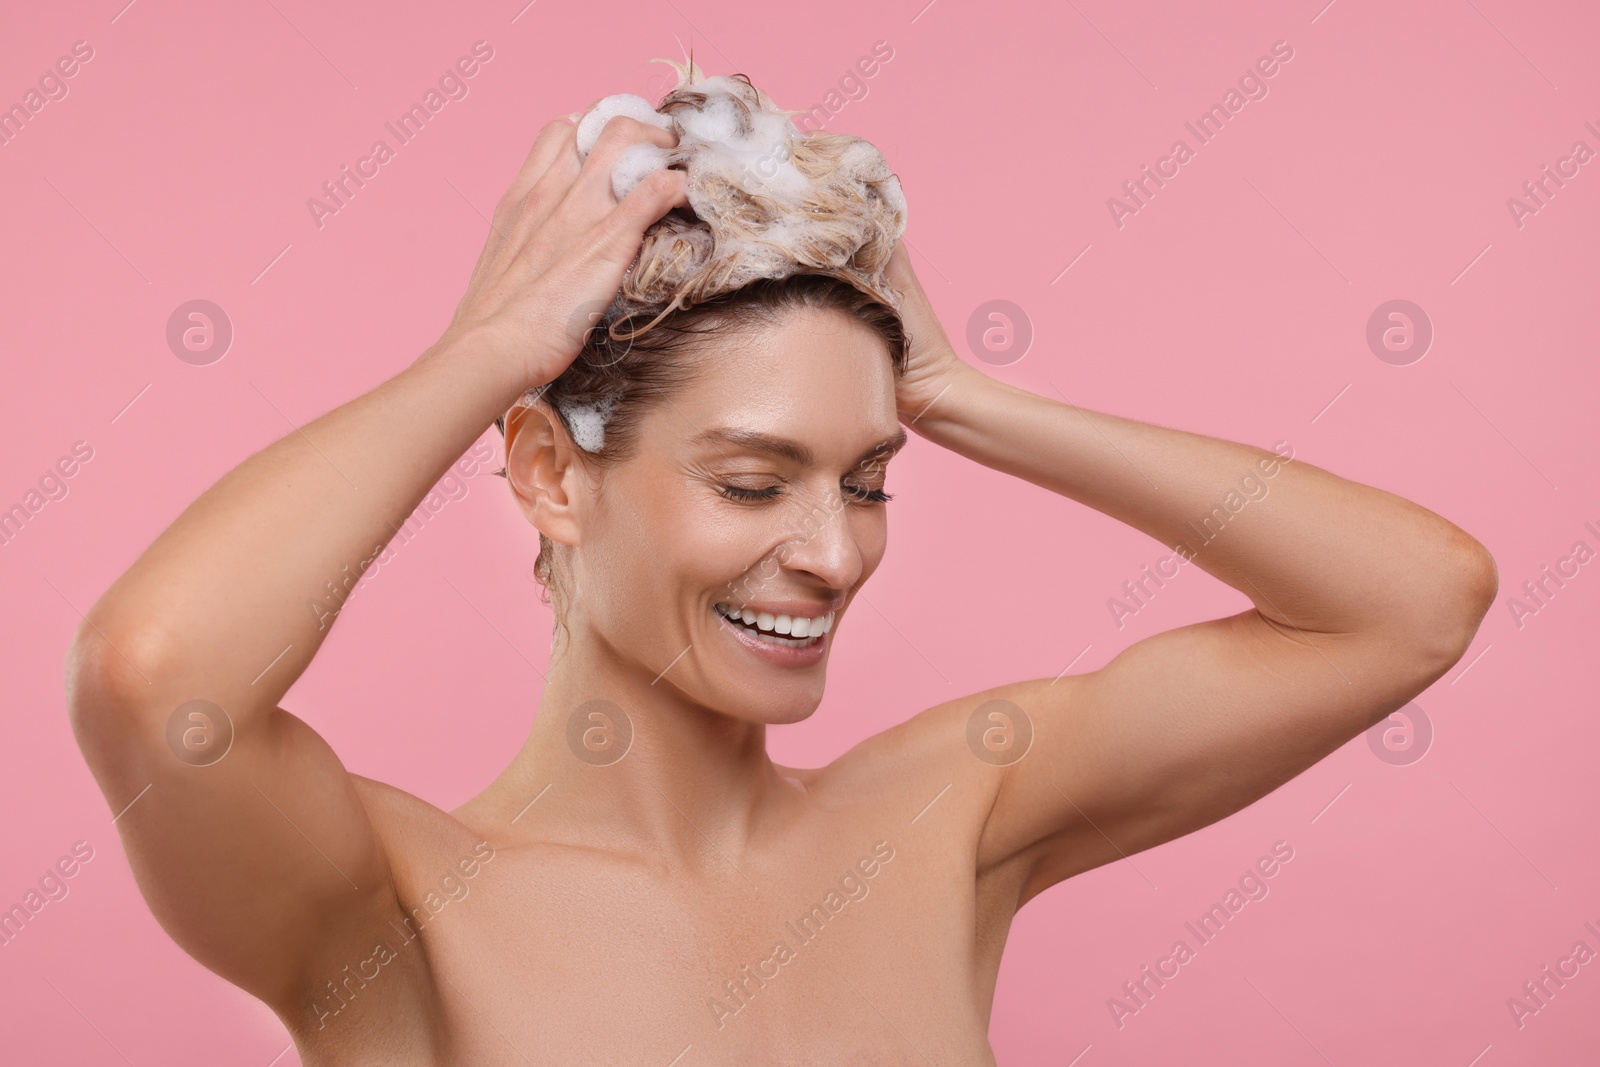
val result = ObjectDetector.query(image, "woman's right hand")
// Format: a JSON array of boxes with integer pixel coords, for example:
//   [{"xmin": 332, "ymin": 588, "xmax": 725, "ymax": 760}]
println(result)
[{"xmin": 436, "ymin": 112, "xmax": 688, "ymax": 390}]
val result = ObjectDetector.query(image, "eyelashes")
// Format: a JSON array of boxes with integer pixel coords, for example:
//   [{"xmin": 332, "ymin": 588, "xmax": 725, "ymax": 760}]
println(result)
[
  {"xmin": 718, "ymin": 484, "xmax": 893, "ymax": 504},
  {"xmin": 719, "ymin": 485, "xmax": 782, "ymax": 503}
]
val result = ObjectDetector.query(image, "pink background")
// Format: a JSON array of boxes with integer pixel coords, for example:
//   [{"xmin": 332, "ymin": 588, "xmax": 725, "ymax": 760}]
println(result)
[{"xmin": 2, "ymin": 0, "xmax": 1597, "ymax": 1062}]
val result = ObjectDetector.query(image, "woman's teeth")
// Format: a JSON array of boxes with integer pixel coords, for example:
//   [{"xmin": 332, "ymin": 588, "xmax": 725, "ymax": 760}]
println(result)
[{"xmin": 714, "ymin": 603, "xmax": 835, "ymax": 646}]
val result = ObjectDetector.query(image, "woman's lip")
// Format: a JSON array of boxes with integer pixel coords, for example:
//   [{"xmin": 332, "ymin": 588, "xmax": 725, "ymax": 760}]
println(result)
[
  {"xmin": 713, "ymin": 598, "xmax": 845, "ymax": 618},
  {"xmin": 713, "ymin": 605, "xmax": 828, "ymax": 667}
]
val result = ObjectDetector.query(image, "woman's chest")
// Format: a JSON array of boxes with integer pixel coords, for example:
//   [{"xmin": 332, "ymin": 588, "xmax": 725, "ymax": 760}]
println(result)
[{"xmin": 405, "ymin": 832, "xmax": 997, "ymax": 1064}]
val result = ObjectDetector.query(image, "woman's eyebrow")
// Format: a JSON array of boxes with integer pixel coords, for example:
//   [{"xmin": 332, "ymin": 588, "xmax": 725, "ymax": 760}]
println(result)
[{"xmin": 691, "ymin": 426, "xmax": 908, "ymax": 468}]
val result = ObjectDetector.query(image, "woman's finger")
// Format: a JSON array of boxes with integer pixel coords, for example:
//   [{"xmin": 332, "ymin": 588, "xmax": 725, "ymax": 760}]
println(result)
[
  {"xmin": 471, "ymin": 120, "xmax": 580, "ymax": 282},
  {"xmin": 595, "ymin": 168, "xmax": 687, "ymax": 269},
  {"xmin": 497, "ymin": 119, "xmax": 580, "ymax": 219},
  {"xmin": 541, "ymin": 115, "xmax": 678, "ymax": 255},
  {"xmin": 538, "ymin": 167, "xmax": 689, "ymax": 351},
  {"xmin": 504, "ymin": 129, "xmax": 585, "ymax": 267},
  {"xmin": 474, "ymin": 125, "xmax": 586, "ymax": 289}
]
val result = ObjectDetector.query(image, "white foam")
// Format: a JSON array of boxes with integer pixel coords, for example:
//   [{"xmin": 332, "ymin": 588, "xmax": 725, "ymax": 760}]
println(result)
[
  {"xmin": 575, "ymin": 94, "xmax": 674, "ymax": 158},
  {"xmin": 557, "ymin": 395, "xmax": 618, "ymax": 453},
  {"xmin": 574, "ymin": 79, "xmax": 848, "ymax": 219},
  {"xmin": 559, "ymin": 62, "xmax": 906, "ymax": 449},
  {"xmin": 610, "ymin": 141, "xmax": 672, "ymax": 200}
]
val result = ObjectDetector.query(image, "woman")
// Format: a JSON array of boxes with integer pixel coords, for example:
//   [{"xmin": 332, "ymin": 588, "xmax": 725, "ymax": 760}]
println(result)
[{"xmin": 66, "ymin": 65, "xmax": 1496, "ymax": 1065}]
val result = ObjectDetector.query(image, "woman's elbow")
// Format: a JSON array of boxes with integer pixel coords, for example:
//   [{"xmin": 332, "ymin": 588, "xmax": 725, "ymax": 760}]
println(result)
[
  {"xmin": 64, "ymin": 612, "xmax": 171, "ymax": 731},
  {"xmin": 1414, "ymin": 535, "xmax": 1498, "ymax": 670}
]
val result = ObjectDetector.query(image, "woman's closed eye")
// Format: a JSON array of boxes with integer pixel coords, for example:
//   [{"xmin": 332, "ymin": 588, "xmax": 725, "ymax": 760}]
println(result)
[{"xmin": 718, "ymin": 482, "xmax": 893, "ymax": 504}]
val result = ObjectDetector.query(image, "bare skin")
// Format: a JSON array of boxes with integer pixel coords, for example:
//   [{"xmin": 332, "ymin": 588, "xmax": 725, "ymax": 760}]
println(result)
[{"xmin": 65, "ymin": 113, "xmax": 1497, "ymax": 1065}]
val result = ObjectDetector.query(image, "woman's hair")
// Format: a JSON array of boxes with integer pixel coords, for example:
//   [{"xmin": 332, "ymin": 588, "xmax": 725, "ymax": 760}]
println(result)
[
  {"xmin": 494, "ymin": 54, "xmax": 910, "ymax": 628},
  {"xmin": 575, "ymin": 54, "xmax": 908, "ymax": 333},
  {"xmin": 497, "ymin": 274, "xmax": 908, "ymax": 623}
]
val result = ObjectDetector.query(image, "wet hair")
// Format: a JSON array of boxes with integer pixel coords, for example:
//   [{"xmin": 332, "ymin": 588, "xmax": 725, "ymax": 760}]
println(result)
[
  {"xmin": 494, "ymin": 56, "xmax": 910, "ymax": 631},
  {"xmin": 575, "ymin": 55, "xmax": 908, "ymax": 330},
  {"xmin": 495, "ymin": 274, "xmax": 907, "ymax": 626}
]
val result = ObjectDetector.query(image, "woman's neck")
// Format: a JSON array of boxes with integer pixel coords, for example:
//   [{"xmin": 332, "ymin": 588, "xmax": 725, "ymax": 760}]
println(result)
[{"xmin": 461, "ymin": 639, "xmax": 805, "ymax": 870}]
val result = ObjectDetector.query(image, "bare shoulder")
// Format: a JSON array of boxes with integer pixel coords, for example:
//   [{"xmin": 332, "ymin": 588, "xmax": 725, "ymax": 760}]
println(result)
[
  {"xmin": 797, "ymin": 685, "xmax": 1082, "ymax": 966},
  {"xmin": 804, "ymin": 689, "xmax": 1025, "ymax": 873}
]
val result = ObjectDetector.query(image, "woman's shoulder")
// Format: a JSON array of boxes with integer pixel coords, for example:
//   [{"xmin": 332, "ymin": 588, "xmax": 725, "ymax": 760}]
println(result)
[{"xmin": 804, "ymin": 700, "xmax": 1006, "ymax": 836}]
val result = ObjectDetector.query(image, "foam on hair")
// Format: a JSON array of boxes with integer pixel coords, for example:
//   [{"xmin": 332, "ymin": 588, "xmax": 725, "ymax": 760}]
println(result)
[{"xmin": 538, "ymin": 57, "xmax": 908, "ymax": 450}]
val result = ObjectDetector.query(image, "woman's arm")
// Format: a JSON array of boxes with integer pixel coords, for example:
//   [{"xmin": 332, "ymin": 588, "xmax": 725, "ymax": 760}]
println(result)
[
  {"xmin": 65, "ymin": 115, "xmax": 688, "ymax": 1008},
  {"xmin": 912, "ymin": 366, "xmax": 1492, "ymax": 643},
  {"xmin": 884, "ymin": 245, "xmax": 1497, "ymax": 902}
]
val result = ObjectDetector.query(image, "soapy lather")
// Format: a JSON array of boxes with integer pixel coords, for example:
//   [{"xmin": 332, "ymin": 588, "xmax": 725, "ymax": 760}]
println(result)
[{"xmin": 540, "ymin": 55, "xmax": 908, "ymax": 453}]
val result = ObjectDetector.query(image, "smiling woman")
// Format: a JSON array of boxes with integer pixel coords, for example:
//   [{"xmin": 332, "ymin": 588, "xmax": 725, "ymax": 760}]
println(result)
[
  {"xmin": 501, "ymin": 285, "xmax": 908, "ymax": 717},
  {"xmin": 66, "ymin": 49, "xmax": 1495, "ymax": 1067}
]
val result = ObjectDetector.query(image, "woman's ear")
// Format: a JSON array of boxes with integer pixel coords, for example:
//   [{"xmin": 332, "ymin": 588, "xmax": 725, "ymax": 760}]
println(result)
[{"xmin": 503, "ymin": 399, "xmax": 587, "ymax": 548}]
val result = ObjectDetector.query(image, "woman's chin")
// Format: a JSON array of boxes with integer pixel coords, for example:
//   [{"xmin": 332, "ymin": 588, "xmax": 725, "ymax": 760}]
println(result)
[{"xmin": 715, "ymin": 696, "xmax": 822, "ymax": 727}]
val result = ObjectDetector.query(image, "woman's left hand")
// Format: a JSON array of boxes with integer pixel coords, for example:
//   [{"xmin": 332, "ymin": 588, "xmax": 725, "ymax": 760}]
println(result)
[{"xmin": 883, "ymin": 239, "xmax": 979, "ymax": 427}]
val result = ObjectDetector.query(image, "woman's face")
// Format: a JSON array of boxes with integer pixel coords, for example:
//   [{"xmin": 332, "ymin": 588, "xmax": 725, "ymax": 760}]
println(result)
[{"xmin": 569, "ymin": 304, "xmax": 906, "ymax": 724}]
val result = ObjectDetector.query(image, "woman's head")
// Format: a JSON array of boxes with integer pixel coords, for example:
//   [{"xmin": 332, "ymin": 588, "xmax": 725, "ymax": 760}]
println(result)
[
  {"xmin": 500, "ymin": 274, "xmax": 907, "ymax": 722},
  {"xmin": 496, "ymin": 58, "xmax": 911, "ymax": 723}
]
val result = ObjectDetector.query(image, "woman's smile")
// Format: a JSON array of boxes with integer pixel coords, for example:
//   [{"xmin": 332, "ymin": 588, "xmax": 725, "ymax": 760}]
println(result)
[{"xmin": 712, "ymin": 600, "xmax": 837, "ymax": 666}]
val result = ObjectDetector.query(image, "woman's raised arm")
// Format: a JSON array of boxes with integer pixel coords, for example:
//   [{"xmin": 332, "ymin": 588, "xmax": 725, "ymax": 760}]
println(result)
[
  {"xmin": 881, "ymin": 243, "xmax": 1497, "ymax": 903},
  {"xmin": 64, "ymin": 116, "xmax": 688, "ymax": 1009}
]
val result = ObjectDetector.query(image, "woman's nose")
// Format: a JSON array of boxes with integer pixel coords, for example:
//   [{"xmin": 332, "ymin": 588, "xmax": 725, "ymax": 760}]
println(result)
[{"xmin": 775, "ymin": 487, "xmax": 865, "ymax": 589}]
